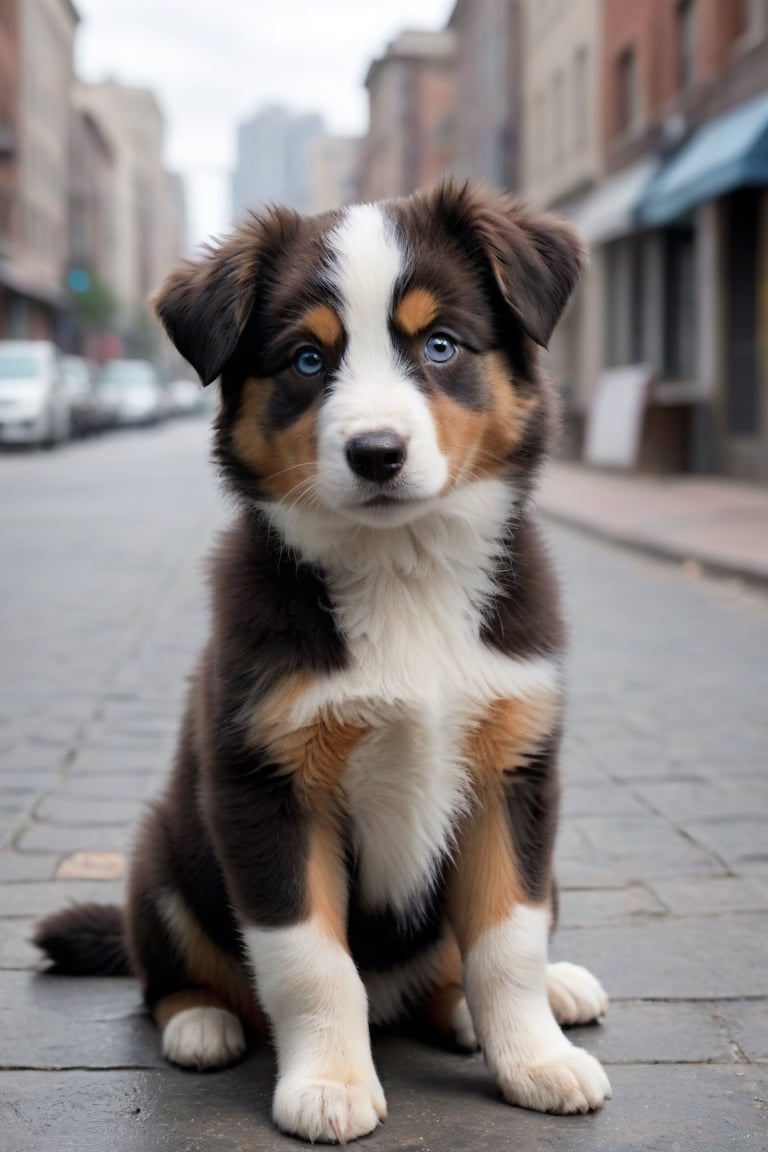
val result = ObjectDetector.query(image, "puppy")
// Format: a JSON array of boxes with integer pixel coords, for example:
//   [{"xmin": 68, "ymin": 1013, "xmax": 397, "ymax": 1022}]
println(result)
[{"xmin": 36, "ymin": 182, "xmax": 611, "ymax": 1143}]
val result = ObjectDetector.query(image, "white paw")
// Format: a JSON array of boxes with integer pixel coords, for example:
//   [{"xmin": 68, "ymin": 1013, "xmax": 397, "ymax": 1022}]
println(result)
[
  {"xmin": 451, "ymin": 996, "xmax": 479, "ymax": 1051},
  {"xmin": 547, "ymin": 962, "xmax": 609, "ymax": 1026},
  {"xmin": 162, "ymin": 1006, "xmax": 246, "ymax": 1070},
  {"xmin": 498, "ymin": 1045, "xmax": 612, "ymax": 1114},
  {"xmin": 273, "ymin": 1072, "xmax": 387, "ymax": 1144}
]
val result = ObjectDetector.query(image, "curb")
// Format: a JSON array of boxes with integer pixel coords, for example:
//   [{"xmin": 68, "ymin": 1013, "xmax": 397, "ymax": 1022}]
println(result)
[{"xmin": 540, "ymin": 508, "xmax": 768, "ymax": 590}]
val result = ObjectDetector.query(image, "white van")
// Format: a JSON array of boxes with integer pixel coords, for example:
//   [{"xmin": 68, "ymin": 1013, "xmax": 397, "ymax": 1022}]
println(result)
[{"xmin": 0, "ymin": 341, "xmax": 70, "ymax": 447}]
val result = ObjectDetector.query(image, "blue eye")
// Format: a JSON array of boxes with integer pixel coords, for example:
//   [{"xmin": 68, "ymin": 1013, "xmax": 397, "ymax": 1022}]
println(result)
[
  {"xmin": 424, "ymin": 333, "xmax": 457, "ymax": 364},
  {"xmin": 293, "ymin": 347, "xmax": 324, "ymax": 377}
]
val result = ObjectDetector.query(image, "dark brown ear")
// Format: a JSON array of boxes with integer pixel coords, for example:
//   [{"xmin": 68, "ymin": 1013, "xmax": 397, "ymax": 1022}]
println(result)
[
  {"xmin": 429, "ymin": 183, "xmax": 586, "ymax": 348},
  {"xmin": 152, "ymin": 212, "xmax": 290, "ymax": 386}
]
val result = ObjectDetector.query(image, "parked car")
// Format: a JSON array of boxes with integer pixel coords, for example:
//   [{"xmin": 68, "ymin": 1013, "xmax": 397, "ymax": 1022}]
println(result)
[
  {"xmin": 166, "ymin": 378, "xmax": 207, "ymax": 417},
  {"xmin": 97, "ymin": 360, "xmax": 164, "ymax": 427},
  {"xmin": 61, "ymin": 355, "xmax": 103, "ymax": 436},
  {"xmin": 0, "ymin": 340, "xmax": 70, "ymax": 447}
]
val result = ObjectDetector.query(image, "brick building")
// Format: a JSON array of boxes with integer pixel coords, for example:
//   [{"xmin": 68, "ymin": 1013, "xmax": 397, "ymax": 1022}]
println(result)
[
  {"xmin": 359, "ymin": 29, "xmax": 456, "ymax": 202},
  {"xmin": 599, "ymin": 0, "xmax": 768, "ymax": 480},
  {"xmin": 0, "ymin": 0, "xmax": 78, "ymax": 339},
  {"xmin": 448, "ymin": 0, "xmax": 522, "ymax": 190}
]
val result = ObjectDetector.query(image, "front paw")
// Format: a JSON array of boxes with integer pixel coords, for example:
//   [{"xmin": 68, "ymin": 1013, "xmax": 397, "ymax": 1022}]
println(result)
[
  {"xmin": 273, "ymin": 1072, "xmax": 387, "ymax": 1144},
  {"xmin": 498, "ymin": 1046, "xmax": 611, "ymax": 1114}
]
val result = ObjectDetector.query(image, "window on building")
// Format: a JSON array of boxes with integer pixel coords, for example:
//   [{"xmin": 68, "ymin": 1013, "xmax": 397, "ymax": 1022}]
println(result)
[
  {"xmin": 616, "ymin": 47, "xmax": 640, "ymax": 137},
  {"xmin": 677, "ymin": 0, "xmax": 697, "ymax": 92},
  {"xmin": 747, "ymin": 0, "xmax": 768, "ymax": 39},
  {"xmin": 663, "ymin": 229, "xmax": 697, "ymax": 380},
  {"xmin": 573, "ymin": 46, "xmax": 588, "ymax": 153}
]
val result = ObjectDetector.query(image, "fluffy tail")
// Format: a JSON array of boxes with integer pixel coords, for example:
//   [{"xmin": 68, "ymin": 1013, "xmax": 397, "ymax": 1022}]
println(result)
[{"xmin": 34, "ymin": 903, "xmax": 132, "ymax": 976}]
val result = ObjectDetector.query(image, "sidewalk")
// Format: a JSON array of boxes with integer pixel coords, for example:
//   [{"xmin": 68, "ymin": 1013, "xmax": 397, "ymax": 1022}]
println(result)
[
  {"xmin": 1, "ymin": 423, "xmax": 767, "ymax": 1151},
  {"xmin": 540, "ymin": 462, "xmax": 768, "ymax": 585}
]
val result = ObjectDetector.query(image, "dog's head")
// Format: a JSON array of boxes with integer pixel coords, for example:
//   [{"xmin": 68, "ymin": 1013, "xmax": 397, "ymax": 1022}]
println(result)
[{"xmin": 154, "ymin": 183, "xmax": 584, "ymax": 527}]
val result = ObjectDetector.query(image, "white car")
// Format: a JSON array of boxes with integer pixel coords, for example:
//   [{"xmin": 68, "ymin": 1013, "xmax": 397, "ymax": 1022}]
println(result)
[
  {"xmin": 97, "ymin": 360, "xmax": 164, "ymax": 427},
  {"xmin": 0, "ymin": 341, "xmax": 70, "ymax": 447}
]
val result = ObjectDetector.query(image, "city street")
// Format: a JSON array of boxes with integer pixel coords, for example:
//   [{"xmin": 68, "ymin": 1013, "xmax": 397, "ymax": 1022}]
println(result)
[{"xmin": 1, "ymin": 421, "xmax": 766, "ymax": 1151}]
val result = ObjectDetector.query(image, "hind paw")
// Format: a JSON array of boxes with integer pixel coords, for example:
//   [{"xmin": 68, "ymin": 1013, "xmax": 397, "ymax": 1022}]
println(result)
[
  {"xmin": 162, "ymin": 1006, "xmax": 246, "ymax": 1070},
  {"xmin": 547, "ymin": 962, "xmax": 608, "ymax": 1026}
]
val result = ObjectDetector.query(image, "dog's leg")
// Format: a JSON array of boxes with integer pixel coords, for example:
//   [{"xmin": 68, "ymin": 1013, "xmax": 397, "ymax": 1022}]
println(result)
[
  {"xmin": 423, "ymin": 928, "xmax": 478, "ymax": 1051},
  {"xmin": 224, "ymin": 806, "xmax": 385, "ymax": 1144},
  {"xmin": 155, "ymin": 988, "xmax": 247, "ymax": 1069},
  {"xmin": 449, "ymin": 725, "xmax": 611, "ymax": 1114}
]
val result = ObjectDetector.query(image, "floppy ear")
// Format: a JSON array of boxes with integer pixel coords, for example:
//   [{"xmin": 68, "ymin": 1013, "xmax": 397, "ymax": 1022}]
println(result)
[
  {"xmin": 431, "ymin": 183, "xmax": 586, "ymax": 349},
  {"xmin": 152, "ymin": 229, "xmax": 260, "ymax": 386}
]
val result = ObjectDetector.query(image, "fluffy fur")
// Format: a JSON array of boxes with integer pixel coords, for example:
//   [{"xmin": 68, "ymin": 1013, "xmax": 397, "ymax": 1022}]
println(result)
[{"xmin": 35, "ymin": 182, "xmax": 610, "ymax": 1143}]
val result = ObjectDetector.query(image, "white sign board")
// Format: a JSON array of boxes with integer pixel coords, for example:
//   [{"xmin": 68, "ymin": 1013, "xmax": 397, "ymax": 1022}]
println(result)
[{"xmin": 585, "ymin": 365, "xmax": 653, "ymax": 469}]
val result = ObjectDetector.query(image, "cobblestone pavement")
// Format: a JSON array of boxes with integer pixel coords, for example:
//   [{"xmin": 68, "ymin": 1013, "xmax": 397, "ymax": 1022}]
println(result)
[{"xmin": 1, "ymin": 422, "xmax": 766, "ymax": 1151}]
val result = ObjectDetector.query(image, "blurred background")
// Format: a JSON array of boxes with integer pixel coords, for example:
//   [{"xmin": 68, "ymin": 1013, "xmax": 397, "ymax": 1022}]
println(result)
[{"xmin": 1, "ymin": 0, "xmax": 768, "ymax": 476}]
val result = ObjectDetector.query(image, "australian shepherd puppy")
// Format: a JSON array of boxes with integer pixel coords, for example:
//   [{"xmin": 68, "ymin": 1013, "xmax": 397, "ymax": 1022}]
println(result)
[{"xmin": 36, "ymin": 182, "xmax": 611, "ymax": 1143}]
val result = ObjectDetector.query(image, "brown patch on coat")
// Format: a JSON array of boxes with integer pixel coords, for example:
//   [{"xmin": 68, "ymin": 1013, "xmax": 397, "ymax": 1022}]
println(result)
[
  {"xmin": 394, "ymin": 287, "xmax": 439, "ymax": 336},
  {"xmin": 231, "ymin": 377, "xmax": 318, "ymax": 503},
  {"xmin": 253, "ymin": 674, "xmax": 369, "ymax": 796},
  {"xmin": 464, "ymin": 691, "xmax": 562, "ymax": 781},
  {"xmin": 423, "ymin": 929, "xmax": 469, "ymax": 1041},
  {"xmin": 449, "ymin": 691, "xmax": 561, "ymax": 952},
  {"xmin": 306, "ymin": 819, "xmax": 348, "ymax": 942},
  {"xmin": 157, "ymin": 889, "xmax": 265, "ymax": 1031},
  {"xmin": 431, "ymin": 352, "xmax": 539, "ymax": 489},
  {"xmin": 154, "ymin": 986, "xmax": 233, "ymax": 1030},
  {"xmin": 303, "ymin": 304, "xmax": 343, "ymax": 348},
  {"xmin": 448, "ymin": 793, "xmax": 528, "ymax": 954}
]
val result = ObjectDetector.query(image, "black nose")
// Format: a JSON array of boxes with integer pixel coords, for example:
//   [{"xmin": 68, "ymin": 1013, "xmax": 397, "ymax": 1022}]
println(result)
[{"xmin": 345, "ymin": 430, "xmax": 407, "ymax": 484}]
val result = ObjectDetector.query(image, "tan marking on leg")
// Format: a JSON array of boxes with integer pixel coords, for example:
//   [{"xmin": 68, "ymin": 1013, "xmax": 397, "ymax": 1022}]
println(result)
[
  {"xmin": 154, "ymin": 987, "xmax": 230, "ymax": 1030},
  {"xmin": 394, "ymin": 287, "xmax": 439, "ymax": 336},
  {"xmin": 157, "ymin": 889, "xmax": 265, "ymax": 1031},
  {"xmin": 450, "ymin": 692, "xmax": 561, "ymax": 952},
  {"xmin": 231, "ymin": 377, "xmax": 318, "ymax": 504},
  {"xmin": 449, "ymin": 789, "xmax": 527, "ymax": 955},
  {"xmin": 303, "ymin": 304, "xmax": 343, "ymax": 348},
  {"xmin": 424, "ymin": 928, "xmax": 466, "ymax": 1038},
  {"xmin": 306, "ymin": 819, "xmax": 348, "ymax": 944}
]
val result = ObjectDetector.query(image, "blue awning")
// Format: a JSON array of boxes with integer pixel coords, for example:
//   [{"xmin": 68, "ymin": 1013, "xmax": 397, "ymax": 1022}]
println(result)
[{"xmin": 635, "ymin": 90, "xmax": 768, "ymax": 226}]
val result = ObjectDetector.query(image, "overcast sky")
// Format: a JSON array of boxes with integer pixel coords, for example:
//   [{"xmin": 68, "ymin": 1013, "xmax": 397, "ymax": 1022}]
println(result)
[{"xmin": 75, "ymin": 0, "xmax": 455, "ymax": 247}]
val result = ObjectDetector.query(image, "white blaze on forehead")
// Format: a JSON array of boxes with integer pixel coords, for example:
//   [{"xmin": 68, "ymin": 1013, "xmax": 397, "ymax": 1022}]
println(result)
[
  {"xmin": 319, "ymin": 203, "xmax": 449, "ymax": 513},
  {"xmin": 328, "ymin": 203, "xmax": 405, "ymax": 380}
]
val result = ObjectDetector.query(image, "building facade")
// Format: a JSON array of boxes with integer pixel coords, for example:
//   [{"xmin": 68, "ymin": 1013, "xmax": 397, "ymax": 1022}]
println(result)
[
  {"xmin": 359, "ymin": 29, "xmax": 456, "ymax": 202},
  {"xmin": 308, "ymin": 134, "xmax": 360, "ymax": 214},
  {"xmin": 77, "ymin": 81, "xmax": 186, "ymax": 355},
  {"xmin": 600, "ymin": 0, "xmax": 768, "ymax": 480},
  {"xmin": 0, "ymin": 0, "xmax": 78, "ymax": 339},
  {"xmin": 231, "ymin": 106, "xmax": 324, "ymax": 221},
  {"xmin": 449, "ymin": 0, "xmax": 522, "ymax": 190},
  {"xmin": 519, "ymin": 0, "xmax": 602, "ymax": 449}
]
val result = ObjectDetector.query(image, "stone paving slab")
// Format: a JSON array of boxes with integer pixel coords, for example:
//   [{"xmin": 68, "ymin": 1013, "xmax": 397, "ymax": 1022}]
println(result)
[
  {"xmin": 649, "ymin": 875, "xmax": 768, "ymax": 917},
  {"xmin": 0, "ymin": 974, "xmax": 159, "ymax": 1069},
  {"xmin": 0, "ymin": 919, "xmax": 39, "ymax": 968},
  {"xmin": 556, "ymin": 814, "xmax": 723, "ymax": 885},
  {"xmin": 721, "ymin": 1001, "xmax": 768, "ymax": 1062},
  {"xmin": 0, "ymin": 880, "xmax": 123, "ymax": 918},
  {"xmin": 556, "ymin": 885, "xmax": 667, "ymax": 929},
  {"xmin": 2, "ymin": 1060, "xmax": 766, "ymax": 1152},
  {"xmin": 2, "ymin": 423, "xmax": 768, "ymax": 1150},
  {"xmin": 554, "ymin": 914, "xmax": 768, "ymax": 999}
]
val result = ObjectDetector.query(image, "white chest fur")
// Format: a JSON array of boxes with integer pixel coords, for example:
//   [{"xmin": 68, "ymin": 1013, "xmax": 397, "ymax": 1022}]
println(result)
[{"xmin": 269, "ymin": 483, "xmax": 561, "ymax": 914}]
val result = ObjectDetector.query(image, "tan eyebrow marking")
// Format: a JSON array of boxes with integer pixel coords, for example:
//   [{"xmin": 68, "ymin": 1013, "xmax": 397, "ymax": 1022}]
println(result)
[
  {"xmin": 394, "ymin": 287, "xmax": 440, "ymax": 336},
  {"xmin": 303, "ymin": 305, "xmax": 343, "ymax": 347}
]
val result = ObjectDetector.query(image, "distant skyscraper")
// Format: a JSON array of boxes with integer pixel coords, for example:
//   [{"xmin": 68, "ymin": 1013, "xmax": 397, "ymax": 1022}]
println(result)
[{"xmin": 231, "ymin": 106, "xmax": 324, "ymax": 221}]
